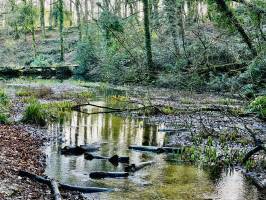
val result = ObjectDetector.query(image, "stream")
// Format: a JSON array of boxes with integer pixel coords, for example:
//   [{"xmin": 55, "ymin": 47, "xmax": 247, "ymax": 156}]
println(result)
[{"xmin": 44, "ymin": 91, "xmax": 262, "ymax": 200}]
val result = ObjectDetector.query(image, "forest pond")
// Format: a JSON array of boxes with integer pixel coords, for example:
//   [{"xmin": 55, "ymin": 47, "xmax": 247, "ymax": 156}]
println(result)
[{"xmin": 44, "ymin": 91, "xmax": 262, "ymax": 200}]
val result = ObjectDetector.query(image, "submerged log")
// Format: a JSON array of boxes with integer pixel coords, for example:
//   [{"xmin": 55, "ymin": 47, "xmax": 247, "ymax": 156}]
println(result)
[
  {"xmin": 129, "ymin": 145, "xmax": 164, "ymax": 153},
  {"xmin": 84, "ymin": 153, "xmax": 109, "ymax": 160},
  {"xmin": 125, "ymin": 161, "xmax": 155, "ymax": 172},
  {"xmin": 18, "ymin": 171, "xmax": 113, "ymax": 193},
  {"xmin": 84, "ymin": 153, "xmax": 129, "ymax": 164},
  {"xmin": 89, "ymin": 172, "xmax": 129, "ymax": 179},
  {"xmin": 61, "ymin": 145, "xmax": 100, "ymax": 155},
  {"xmin": 61, "ymin": 146, "xmax": 85, "ymax": 155},
  {"xmin": 79, "ymin": 144, "xmax": 100, "ymax": 152},
  {"xmin": 129, "ymin": 145, "xmax": 181, "ymax": 153},
  {"xmin": 162, "ymin": 147, "xmax": 182, "ymax": 153},
  {"xmin": 109, "ymin": 155, "xmax": 129, "ymax": 164}
]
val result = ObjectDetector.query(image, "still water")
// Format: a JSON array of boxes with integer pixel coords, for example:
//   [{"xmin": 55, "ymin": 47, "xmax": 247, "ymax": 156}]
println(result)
[{"xmin": 45, "ymin": 99, "xmax": 263, "ymax": 200}]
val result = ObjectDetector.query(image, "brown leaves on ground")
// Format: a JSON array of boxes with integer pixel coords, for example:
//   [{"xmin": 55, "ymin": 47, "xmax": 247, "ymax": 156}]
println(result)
[{"xmin": 0, "ymin": 125, "xmax": 51, "ymax": 200}]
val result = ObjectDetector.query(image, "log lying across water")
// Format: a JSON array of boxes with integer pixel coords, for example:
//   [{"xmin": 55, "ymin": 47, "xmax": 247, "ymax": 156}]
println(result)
[
  {"xmin": 84, "ymin": 153, "xmax": 129, "ymax": 164},
  {"xmin": 125, "ymin": 161, "xmax": 155, "ymax": 172},
  {"xmin": 61, "ymin": 145, "xmax": 100, "ymax": 155},
  {"xmin": 129, "ymin": 145, "xmax": 164, "ymax": 153},
  {"xmin": 129, "ymin": 145, "xmax": 182, "ymax": 153},
  {"xmin": 18, "ymin": 171, "xmax": 113, "ymax": 194},
  {"xmin": 89, "ymin": 172, "xmax": 129, "ymax": 179}
]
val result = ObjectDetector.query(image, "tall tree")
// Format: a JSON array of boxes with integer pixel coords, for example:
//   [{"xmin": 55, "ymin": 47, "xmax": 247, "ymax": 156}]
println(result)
[
  {"xmin": 213, "ymin": 0, "xmax": 257, "ymax": 56},
  {"xmin": 69, "ymin": 0, "xmax": 73, "ymax": 26},
  {"xmin": 143, "ymin": 0, "xmax": 153, "ymax": 75},
  {"xmin": 58, "ymin": 0, "xmax": 64, "ymax": 61},
  {"xmin": 75, "ymin": 0, "xmax": 82, "ymax": 40},
  {"xmin": 39, "ymin": 0, "xmax": 45, "ymax": 38},
  {"xmin": 49, "ymin": 0, "xmax": 53, "ymax": 29},
  {"xmin": 164, "ymin": 0, "xmax": 180, "ymax": 56}
]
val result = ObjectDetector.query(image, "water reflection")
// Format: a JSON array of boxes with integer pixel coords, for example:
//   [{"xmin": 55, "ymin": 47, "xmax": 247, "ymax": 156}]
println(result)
[
  {"xmin": 45, "ymin": 100, "xmax": 263, "ymax": 200},
  {"xmin": 45, "ymin": 100, "xmax": 166, "ymax": 185}
]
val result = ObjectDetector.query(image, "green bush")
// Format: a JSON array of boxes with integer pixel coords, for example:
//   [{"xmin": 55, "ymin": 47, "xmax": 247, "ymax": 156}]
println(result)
[
  {"xmin": 248, "ymin": 96, "xmax": 266, "ymax": 119},
  {"xmin": 0, "ymin": 90, "xmax": 10, "ymax": 106},
  {"xmin": 0, "ymin": 113, "xmax": 9, "ymax": 124},
  {"xmin": 75, "ymin": 40, "xmax": 98, "ymax": 75},
  {"xmin": 30, "ymin": 55, "xmax": 53, "ymax": 68},
  {"xmin": 22, "ymin": 101, "xmax": 46, "ymax": 126}
]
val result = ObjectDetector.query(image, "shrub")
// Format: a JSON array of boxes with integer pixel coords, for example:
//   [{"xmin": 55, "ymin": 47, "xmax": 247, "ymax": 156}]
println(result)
[
  {"xmin": 248, "ymin": 96, "xmax": 266, "ymax": 119},
  {"xmin": 0, "ymin": 113, "xmax": 9, "ymax": 124},
  {"xmin": 30, "ymin": 55, "xmax": 53, "ymax": 68},
  {"xmin": 75, "ymin": 40, "xmax": 98, "ymax": 74},
  {"xmin": 22, "ymin": 101, "xmax": 46, "ymax": 126},
  {"xmin": 0, "ymin": 90, "xmax": 10, "ymax": 106}
]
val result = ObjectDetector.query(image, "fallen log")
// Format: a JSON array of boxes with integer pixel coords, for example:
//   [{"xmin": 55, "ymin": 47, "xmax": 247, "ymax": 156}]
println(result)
[
  {"xmin": 61, "ymin": 146, "xmax": 85, "ymax": 155},
  {"xmin": 50, "ymin": 179, "xmax": 62, "ymax": 200},
  {"xmin": 129, "ymin": 145, "xmax": 164, "ymax": 153},
  {"xmin": 109, "ymin": 155, "xmax": 129, "ymax": 164},
  {"xmin": 129, "ymin": 145, "xmax": 182, "ymax": 153},
  {"xmin": 18, "ymin": 171, "xmax": 113, "ymax": 193},
  {"xmin": 79, "ymin": 144, "xmax": 100, "ymax": 152},
  {"xmin": 125, "ymin": 161, "xmax": 155, "ymax": 172},
  {"xmin": 242, "ymin": 145, "xmax": 266, "ymax": 164},
  {"xmin": 89, "ymin": 172, "xmax": 129, "ymax": 179},
  {"xmin": 158, "ymin": 128, "xmax": 189, "ymax": 133},
  {"xmin": 84, "ymin": 153, "xmax": 108, "ymax": 160},
  {"xmin": 84, "ymin": 153, "xmax": 129, "ymax": 164},
  {"xmin": 61, "ymin": 145, "xmax": 100, "ymax": 155},
  {"xmin": 162, "ymin": 147, "xmax": 182, "ymax": 153}
]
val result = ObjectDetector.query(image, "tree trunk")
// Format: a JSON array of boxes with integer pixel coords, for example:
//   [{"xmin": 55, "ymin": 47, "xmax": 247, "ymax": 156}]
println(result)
[
  {"xmin": 69, "ymin": 0, "xmax": 73, "ymax": 26},
  {"xmin": 143, "ymin": 0, "xmax": 153, "ymax": 76},
  {"xmin": 214, "ymin": 0, "xmax": 257, "ymax": 56},
  {"xmin": 76, "ymin": 0, "xmax": 82, "ymax": 40},
  {"xmin": 58, "ymin": 0, "xmax": 64, "ymax": 61},
  {"xmin": 39, "ymin": 0, "xmax": 45, "ymax": 38},
  {"xmin": 49, "ymin": 0, "xmax": 53, "ymax": 29},
  {"xmin": 164, "ymin": 0, "xmax": 180, "ymax": 56},
  {"xmin": 84, "ymin": 0, "xmax": 89, "ymax": 37}
]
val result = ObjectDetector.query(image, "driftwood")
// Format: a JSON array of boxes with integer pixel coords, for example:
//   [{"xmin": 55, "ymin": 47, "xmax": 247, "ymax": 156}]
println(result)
[
  {"xmin": 89, "ymin": 172, "xmax": 129, "ymax": 179},
  {"xmin": 84, "ymin": 153, "xmax": 129, "ymax": 164},
  {"xmin": 242, "ymin": 145, "xmax": 266, "ymax": 164},
  {"xmin": 129, "ymin": 145, "xmax": 182, "ymax": 153},
  {"xmin": 125, "ymin": 161, "xmax": 155, "ymax": 172},
  {"xmin": 18, "ymin": 171, "xmax": 113, "ymax": 194},
  {"xmin": 50, "ymin": 179, "xmax": 62, "ymax": 200}
]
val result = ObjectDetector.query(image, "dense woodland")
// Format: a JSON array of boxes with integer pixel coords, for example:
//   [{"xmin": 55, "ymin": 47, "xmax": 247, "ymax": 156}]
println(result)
[
  {"xmin": 0, "ymin": 0, "xmax": 266, "ymax": 200},
  {"xmin": 0, "ymin": 0, "xmax": 264, "ymax": 94}
]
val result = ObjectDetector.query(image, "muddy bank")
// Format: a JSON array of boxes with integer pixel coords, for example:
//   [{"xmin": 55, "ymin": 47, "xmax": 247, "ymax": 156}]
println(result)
[{"xmin": 0, "ymin": 125, "xmax": 84, "ymax": 200}]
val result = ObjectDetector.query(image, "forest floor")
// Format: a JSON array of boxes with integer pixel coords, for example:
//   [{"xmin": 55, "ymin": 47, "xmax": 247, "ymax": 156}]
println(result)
[{"xmin": 0, "ymin": 125, "xmax": 85, "ymax": 200}]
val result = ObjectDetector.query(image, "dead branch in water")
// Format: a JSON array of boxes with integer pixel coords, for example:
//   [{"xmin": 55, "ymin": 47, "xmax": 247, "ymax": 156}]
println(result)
[{"xmin": 18, "ymin": 170, "xmax": 113, "ymax": 196}]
